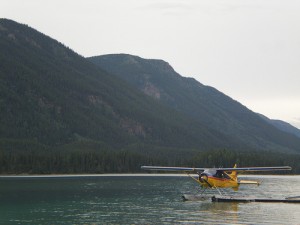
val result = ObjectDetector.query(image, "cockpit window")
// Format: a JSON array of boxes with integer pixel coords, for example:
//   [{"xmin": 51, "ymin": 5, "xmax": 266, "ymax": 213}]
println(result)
[{"xmin": 214, "ymin": 171, "xmax": 230, "ymax": 179}]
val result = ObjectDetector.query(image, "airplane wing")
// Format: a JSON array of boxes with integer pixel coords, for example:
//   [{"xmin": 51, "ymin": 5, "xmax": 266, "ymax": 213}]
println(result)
[
  {"xmin": 141, "ymin": 166, "xmax": 291, "ymax": 173},
  {"xmin": 217, "ymin": 166, "xmax": 292, "ymax": 172},
  {"xmin": 141, "ymin": 166, "xmax": 205, "ymax": 172}
]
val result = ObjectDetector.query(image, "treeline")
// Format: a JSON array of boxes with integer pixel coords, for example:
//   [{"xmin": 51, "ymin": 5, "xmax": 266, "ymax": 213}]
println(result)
[
  {"xmin": 0, "ymin": 149, "xmax": 146, "ymax": 174},
  {"xmin": 0, "ymin": 148, "xmax": 299, "ymax": 174}
]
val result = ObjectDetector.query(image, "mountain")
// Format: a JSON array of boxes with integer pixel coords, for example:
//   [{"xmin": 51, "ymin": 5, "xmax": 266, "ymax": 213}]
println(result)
[
  {"xmin": 88, "ymin": 54, "xmax": 300, "ymax": 154},
  {"xmin": 258, "ymin": 114, "xmax": 300, "ymax": 138},
  {"xmin": 1, "ymin": 18, "xmax": 247, "ymax": 160},
  {"xmin": 1, "ymin": 19, "xmax": 299, "ymax": 174}
]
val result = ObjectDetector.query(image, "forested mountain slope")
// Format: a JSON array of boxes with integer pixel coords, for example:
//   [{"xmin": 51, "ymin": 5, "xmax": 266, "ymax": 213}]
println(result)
[
  {"xmin": 89, "ymin": 54, "xmax": 300, "ymax": 153},
  {"xmin": 0, "ymin": 19, "xmax": 235, "ymax": 152},
  {"xmin": 0, "ymin": 19, "xmax": 299, "ymax": 173}
]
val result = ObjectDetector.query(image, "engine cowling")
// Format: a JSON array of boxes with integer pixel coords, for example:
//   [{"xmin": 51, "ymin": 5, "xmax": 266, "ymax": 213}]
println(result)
[{"xmin": 199, "ymin": 173, "xmax": 208, "ymax": 183}]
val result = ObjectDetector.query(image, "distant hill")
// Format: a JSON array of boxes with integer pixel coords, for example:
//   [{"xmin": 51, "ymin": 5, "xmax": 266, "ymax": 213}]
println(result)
[
  {"xmin": 89, "ymin": 54, "xmax": 300, "ymax": 154},
  {"xmin": 258, "ymin": 114, "xmax": 300, "ymax": 138}
]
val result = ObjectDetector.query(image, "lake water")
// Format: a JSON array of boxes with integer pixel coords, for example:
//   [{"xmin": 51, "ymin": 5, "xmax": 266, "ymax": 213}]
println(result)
[{"xmin": 0, "ymin": 175, "xmax": 299, "ymax": 224}]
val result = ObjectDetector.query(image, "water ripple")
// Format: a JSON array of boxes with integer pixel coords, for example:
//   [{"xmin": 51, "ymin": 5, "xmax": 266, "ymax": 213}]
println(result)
[{"xmin": 0, "ymin": 175, "xmax": 299, "ymax": 224}]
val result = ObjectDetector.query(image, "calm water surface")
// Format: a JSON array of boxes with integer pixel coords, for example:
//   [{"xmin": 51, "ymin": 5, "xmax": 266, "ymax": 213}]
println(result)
[{"xmin": 0, "ymin": 175, "xmax": 299, "ymax": 224}]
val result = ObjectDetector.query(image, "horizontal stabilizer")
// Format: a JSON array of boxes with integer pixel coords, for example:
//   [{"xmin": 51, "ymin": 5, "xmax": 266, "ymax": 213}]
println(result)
[{"xmin": 238, "ymin": 180, "xmax": 260, "ymax": 185}]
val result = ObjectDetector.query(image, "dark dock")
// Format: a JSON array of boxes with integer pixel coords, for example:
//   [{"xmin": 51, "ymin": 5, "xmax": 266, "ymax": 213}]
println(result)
[
  {"xmin": 182, "ymin": 194, "xmax": 300, "ymax": 203},
  {"xmin": 212, "ymin": 195, "xmax": 300, "ymax": 203}
]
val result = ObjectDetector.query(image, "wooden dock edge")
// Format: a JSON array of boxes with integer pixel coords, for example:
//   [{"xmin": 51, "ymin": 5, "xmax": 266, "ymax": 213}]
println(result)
[{"xmin": 211, "ymin": 195, "xmax": 300, "ymax": 203}]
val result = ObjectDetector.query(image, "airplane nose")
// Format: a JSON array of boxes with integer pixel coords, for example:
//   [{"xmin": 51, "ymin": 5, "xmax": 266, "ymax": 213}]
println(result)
[{"xmin": 199, "ymin": 173, "xmax": 208, "ymax": 183}]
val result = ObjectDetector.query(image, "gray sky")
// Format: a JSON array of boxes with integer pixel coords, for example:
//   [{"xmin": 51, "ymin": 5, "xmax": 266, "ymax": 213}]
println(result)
[{"xmin": 1, "ymin": 0, "xmax": 300, "ymax": 128}]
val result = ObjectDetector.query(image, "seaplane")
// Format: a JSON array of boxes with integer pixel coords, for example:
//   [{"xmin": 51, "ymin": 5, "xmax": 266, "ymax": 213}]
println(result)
[{"xmin": 141, "ymin": 165, "xmax": 292, "ymax": 196}]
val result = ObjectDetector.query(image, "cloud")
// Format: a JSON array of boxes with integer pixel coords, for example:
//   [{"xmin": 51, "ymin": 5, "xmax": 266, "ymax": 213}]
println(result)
[{"xmin": 137, "ymin": 0, "xmax": 195, "ymax": 16}]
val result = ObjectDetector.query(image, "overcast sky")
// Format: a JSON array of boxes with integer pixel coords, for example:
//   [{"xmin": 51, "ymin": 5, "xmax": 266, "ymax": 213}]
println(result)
[{"xmin": 1, "ymin": 0, "xmax": 300, "ymax": 128}]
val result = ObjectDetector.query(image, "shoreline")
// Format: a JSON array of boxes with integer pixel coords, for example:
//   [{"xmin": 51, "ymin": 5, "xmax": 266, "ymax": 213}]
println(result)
[{"xmin": 0, "ymin": 174, "xmax": 298, "ymax": 178}]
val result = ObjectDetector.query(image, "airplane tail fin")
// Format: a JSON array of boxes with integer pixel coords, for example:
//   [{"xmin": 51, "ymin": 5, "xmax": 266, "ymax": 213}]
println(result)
[
  {"xmin": 230, "ymin": 164, "xmax": 238, "ymax": 180},
  {"xmin": 230, "ymin": 164, "xmax": 239, "ymax": 191}
]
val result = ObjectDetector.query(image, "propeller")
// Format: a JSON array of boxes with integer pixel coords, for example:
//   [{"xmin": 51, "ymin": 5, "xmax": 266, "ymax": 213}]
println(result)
[{"xmin": 199, "ymin": 173, "xmax": 212, "ymax": 188}]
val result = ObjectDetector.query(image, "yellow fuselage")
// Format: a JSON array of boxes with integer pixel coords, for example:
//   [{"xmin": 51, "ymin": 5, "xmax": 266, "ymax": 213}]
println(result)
[{"xmin": 200, "ymin": 176, "xmax": 239, "ymax": 190}]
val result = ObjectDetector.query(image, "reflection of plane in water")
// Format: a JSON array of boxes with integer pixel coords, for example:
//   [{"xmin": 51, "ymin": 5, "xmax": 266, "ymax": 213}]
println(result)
[{"xmin": 141, "ymin": 164, "xmax": 292, "ymax": 195}]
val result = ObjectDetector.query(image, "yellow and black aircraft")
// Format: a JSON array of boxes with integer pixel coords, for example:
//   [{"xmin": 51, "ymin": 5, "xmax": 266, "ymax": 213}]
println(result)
[{"xmin": 141, "ymin": 165, "xmax": 292, "ymax": 191}]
